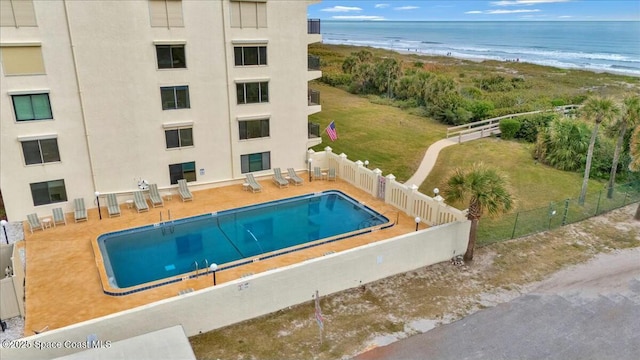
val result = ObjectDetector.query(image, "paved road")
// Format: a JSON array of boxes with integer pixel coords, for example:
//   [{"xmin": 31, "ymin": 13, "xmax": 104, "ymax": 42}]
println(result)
[{"xmin": 354, "ymin": 248, "xmax": 640, "ymax": 360}]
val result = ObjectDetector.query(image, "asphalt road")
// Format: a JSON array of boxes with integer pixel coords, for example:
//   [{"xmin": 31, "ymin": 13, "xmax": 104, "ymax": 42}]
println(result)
[{"xmin": 354, "ymin": 248, "xmax": 640, "ymax": 360}]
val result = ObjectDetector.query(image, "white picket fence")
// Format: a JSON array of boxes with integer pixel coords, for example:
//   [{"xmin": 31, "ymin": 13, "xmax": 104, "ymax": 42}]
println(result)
[{"xmin": 307, "ymin": 147, "xmax": 467, "ymax": 226}]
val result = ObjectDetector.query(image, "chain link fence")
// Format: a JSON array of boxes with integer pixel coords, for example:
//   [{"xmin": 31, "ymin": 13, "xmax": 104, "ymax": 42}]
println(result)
[{"xmin": 478, "ymin": 181, "xmax": 640, "ymax": 246}]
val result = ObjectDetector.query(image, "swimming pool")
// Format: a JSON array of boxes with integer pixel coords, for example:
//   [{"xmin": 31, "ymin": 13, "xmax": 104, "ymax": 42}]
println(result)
[{"xmin": 97, "ymin": 190, "xmax": 390, "ymax": 294}]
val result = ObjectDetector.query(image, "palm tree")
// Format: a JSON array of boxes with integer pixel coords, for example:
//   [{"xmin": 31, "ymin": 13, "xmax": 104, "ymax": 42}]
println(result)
[
  {"xmin": 629, "ymin": 126, "xmax": 640, "ymax": 220},
  {"xmin": 607, "ymin": 95, "xmax": 640, "ymax": 198},
  {"xmin": 444, "ymin": 163, "xmax": 513, "ymax": 261},
  {"xmin": 578, "ymin": 97, "xmax": 619, "ymax": 205}
]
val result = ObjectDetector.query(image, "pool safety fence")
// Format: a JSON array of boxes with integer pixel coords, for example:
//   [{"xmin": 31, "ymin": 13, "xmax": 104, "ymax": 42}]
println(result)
[
  {"xmin": 477, "ymin": 180, "xmax": 640, "ymax": 246},
  {"xmin": 307, "ymin": 147, "xmax": 467, "ymax": 228}
]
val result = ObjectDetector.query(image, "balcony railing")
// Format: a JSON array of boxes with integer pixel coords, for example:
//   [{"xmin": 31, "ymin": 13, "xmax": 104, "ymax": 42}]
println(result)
[
  {"xmin": 307, "ymin": 19, "xmax": 321, "ymax": 34},
  {"xmin": 308, "ymin": 89, "xmax": 320, "ymax": 106},
  {"xmin": 308, "ymin": 55, "xmax": 321, "ymax": 71},
  {"xmin": 308, "ymin": 122, "xmax": 320, "ymax": 138}
]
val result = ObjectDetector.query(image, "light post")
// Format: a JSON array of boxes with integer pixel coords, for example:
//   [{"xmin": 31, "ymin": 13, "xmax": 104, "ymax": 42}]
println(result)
[
  {"xmin": 414, "ymin": 217, "xmax": 421, "ymax": 231},
  {"xmin": 308, "ymin": 158, "xmax": 313, "ymax": 182},
  {"xmin": 209, "ymin": 263, "xmax": 218, "ymax": 285},
  {"xmin": 94, "ymin": 191, "xmax": 102, "ymax": 220},
  {"xmin": 0, "ymin": 220, "xmax": 8, "ymax": 244},
  {"xmin": 364, "ymin": 160, "xmax": 369, "ymax": 168}
]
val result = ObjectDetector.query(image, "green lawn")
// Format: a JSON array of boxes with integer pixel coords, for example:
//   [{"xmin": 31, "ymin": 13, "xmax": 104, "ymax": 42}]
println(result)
[
  {"xmin": 308, "ymin": 84, "xmax": 633, "ymax": 245},
  {"xmin": 309, "ymin": 83, "xmax": 447, "ymax": 182}
]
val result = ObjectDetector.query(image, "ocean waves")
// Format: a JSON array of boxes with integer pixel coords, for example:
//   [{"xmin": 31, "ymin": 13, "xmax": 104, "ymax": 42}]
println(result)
[{"xmin": 322, "ymin": 21, "xmax": 640, "ymax": 77}]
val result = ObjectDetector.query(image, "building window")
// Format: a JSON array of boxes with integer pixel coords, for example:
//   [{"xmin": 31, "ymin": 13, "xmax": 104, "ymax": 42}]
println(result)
[
  {"xmin": 230, "ymin": 1, "xmax": 267, "ymax": 28},
  {"xmin": 236, "ymin": 82, "xmax": 268, "ymax": 104},
  {"xmin": 241, "ymin": 152, "xmax": 270, "ymax": 173},
  {"xmin": 21, "ymin": 138, "xmax": 60, "ymax": 165},
  {"xmin": 161, "ymin": 86, "xmax": 190, "ymax": 110},
  {"xmin": 156, "ymin": 45, "xmax": 186, "ymax": 69},
  {"xmin": 234, "ymin": 46, "xmax": 267, "ymax": 66},
  {"xmin": 30, "ymin": 179, "xmax": 67, "ymax": 206},
  {"xmin": 149, "ymin": 0, "xmax": 183, "ymax": 28},
  {"xmin": 1, "ymin": 45, "xmax": 45, "ymax": 75},
  {"xmin": 0, "ymin": 0, "xmax": 37, "ymax": 27},
  {"xmin": 12, "ymin": 93, "xmax": 53, "ymax": 121},
  {"xmin": 165, "ymin": 127, "xmax": 193, "ymax": 148},
  {"xmin": 169, "ymin": 161, "xmax": 196, "ymax": 184},
  {"xmin": 239, "ymin": 119, "xmax": 269, "ymax": 140}
]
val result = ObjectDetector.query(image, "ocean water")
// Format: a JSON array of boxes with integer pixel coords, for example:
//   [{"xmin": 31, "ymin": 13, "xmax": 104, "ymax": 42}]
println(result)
[{"xmin": 321, "ymin": 21, "xmax": 640, "ymax": 77}]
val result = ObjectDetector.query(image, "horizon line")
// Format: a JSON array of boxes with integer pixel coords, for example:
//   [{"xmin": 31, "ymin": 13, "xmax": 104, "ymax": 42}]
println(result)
[{"xmin": 317, "ymin": 19, "xmax": 640, "ymax": 22}]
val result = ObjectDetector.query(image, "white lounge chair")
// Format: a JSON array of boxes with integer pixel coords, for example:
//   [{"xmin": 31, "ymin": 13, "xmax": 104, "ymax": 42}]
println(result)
[
  {"xmin": 272, "ymin": 168, "xmax": 289, "ymax": 188},
  {"xmin": 313, "ymin": 167, "xmax": 323, "ymax": 181},
  {"xmin": 287, "ymin": 168, "xmax": 303, "ymax": 186},
  {"xmin": 133, "ymin": 191, "xmax": 149, "ymax": 212},
  {"xmin": 52, "ymin": 207, "xmax": 67, "ymax": 226},
  {"xmin": 149, "ymin": 184, "xmax": 164, "ymax": 208},
  {"xmin": 74, "ymin": 198, "xmax": 88, "ymax": 222},
  {"xmin": 106, "ymin": 193, "xmax": 121, "ymax": 217},
  {"xmin": 27, "ymin": 213, "xmax": 44, "ymax": 233},
  {"xmin": 245, "ymin": 174, "xmax": 262, "ymax": 193},
  {"xmin": 177, "ymin": 179, "xmax": 193, "ymax": 202},
  {"xmin": 327, "ymin": 167, "xmax": 337, "ymax": 181}
]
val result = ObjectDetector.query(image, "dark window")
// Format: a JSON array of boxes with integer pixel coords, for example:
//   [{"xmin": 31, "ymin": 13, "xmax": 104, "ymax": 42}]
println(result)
[
  {"xmin": 239, "ymin": 119, "xmax": 269, "ymax": 140},
  {"xmin": 12, "ymin": 94, "xmax": 53, "ymax": 121},
  {"xmin": 30, "ymin": 179, "xmax": 67, "ymax": 206},
  {"xmin": 240, "ymin": 152, "xmax": 270, "ymax": 173},
  {"xmin": 161, "ymin": 86, "xmax": 190, "ymax": 110},
  {"xmin": 156, "ymin": 45, "xmax": 186, "ymax": 69},
  {"xmin": 165, "ymin": 128, "xmax": 193, "ymax": 148},
  {"xmin": 234, "ymin": 46, "xmax": 267, "ymax": 66},
  {"xmin": 236, "ymin": 82, "xmax": 268, "ymax": 104},
  {"xmin": 21, "ymin": 139, "xmax": 60, "ymax": 165},
  {"xmin": 169, "ymin": 161, "xmax": 196, "ymax": 184}
]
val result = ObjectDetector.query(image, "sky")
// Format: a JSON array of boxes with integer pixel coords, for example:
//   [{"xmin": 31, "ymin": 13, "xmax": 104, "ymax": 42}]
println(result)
[{"xmin": 308, "ymin": 0, "xmax": 640, "ymax": 21}]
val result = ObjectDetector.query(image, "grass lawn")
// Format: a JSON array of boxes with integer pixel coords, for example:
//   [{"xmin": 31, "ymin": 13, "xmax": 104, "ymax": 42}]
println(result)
[
  {"xmin": 423, "ymin": 137, "xmax": 613, "ymax": 243},
  {"xmin": 308, "ymin": 83, "xmax": 633, "ymax": 245},
  {"xmin": 309, "ymin": 83, "xmax": 447, "ymax": 182}
]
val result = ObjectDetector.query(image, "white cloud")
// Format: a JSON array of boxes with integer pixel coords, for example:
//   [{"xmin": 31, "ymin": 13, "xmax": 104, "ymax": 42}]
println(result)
[
  {"xmin": 332, "ymin": 15, "xmax": 386, "ymax": 20},
  {"xmin": 489, "ymin": 9, "xmax": 541, "ymax": 13},
  {"xmin": 394, "ymin": 6, "xmax": 419, "ymax": 10},
  {"xmin": 491, "ymin": 0, "xmax": 571, "ymax": 6},
  {"xmin": 558, "ymin": 15, "xmax": 573, "ymax": 18},
  {"xmin": 321, "ymin": 6, "xmax": 362, "ymax": 13},
  {"xmin": 374, "ymin": 4, "xmax": 390, "ymax": 9},
  {"xmin": 466, "ymin": 9, "xmax": 542, "ymax": 14}
]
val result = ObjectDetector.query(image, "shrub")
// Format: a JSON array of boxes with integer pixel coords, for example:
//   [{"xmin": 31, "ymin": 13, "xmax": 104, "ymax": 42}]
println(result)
[
  {"xmin": 499, "ymin": 119, "xmax": 521, "ymax": 140},
  {"xmin": 515, "ymin": 113, "xmax": 556, "ymax": 143}
]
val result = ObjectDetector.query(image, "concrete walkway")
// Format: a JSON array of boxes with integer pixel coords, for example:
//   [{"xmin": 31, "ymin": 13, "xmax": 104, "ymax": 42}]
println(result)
[{"xmin": 404, "ymin": 138, "xmax": 458, "ymax": 188}]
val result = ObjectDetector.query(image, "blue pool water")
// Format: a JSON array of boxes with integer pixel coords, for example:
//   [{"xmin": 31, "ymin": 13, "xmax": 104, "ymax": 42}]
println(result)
[{"xmin": 97, "ymin": 191, "xmax": 389, "ymax": 292}]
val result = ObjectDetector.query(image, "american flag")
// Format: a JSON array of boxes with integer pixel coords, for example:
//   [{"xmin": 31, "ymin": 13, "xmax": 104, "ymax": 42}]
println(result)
[{"xmin": 326, "ymin": 121, "xmax": 338, "ymax": 141}]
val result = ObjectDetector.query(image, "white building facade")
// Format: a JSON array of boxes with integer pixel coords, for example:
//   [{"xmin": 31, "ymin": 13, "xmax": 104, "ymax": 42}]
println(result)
[{"xmin": 0, "ymin": 0, "xmax": 322, "ymax": 221}]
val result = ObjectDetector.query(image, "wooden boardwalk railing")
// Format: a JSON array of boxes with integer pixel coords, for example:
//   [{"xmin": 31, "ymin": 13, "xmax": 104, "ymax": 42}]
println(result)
[{"xmin": 446, "ymin": 105, "xmax": 581, "ymax": 143}]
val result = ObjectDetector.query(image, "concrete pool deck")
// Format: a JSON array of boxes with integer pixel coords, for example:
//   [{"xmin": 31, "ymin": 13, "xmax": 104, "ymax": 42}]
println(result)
[{"xmin": 22, "ymin": 175, "xmax": 420, "ymax": 335}]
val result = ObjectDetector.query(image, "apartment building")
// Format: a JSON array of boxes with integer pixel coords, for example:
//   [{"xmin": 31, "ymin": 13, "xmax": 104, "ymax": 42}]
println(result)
[{"xmin": 0, "ymin": 0, "xmax": 322, "ymax": 221}]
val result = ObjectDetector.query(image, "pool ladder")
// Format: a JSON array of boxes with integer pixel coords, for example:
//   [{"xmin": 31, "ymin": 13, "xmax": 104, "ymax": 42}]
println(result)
[
  {"xmin": 193, "ymin": 259, "xmax": 209, "ymax": 276},
  {"xmin": 160, "ymin": 210, "xmax": 175, "ymax": 235}
]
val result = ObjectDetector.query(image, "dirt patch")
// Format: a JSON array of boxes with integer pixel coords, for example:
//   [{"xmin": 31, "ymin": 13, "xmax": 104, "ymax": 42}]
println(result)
[{"xmin": 189, "ymin": 204, "xmax": 640, "ymax": 360}]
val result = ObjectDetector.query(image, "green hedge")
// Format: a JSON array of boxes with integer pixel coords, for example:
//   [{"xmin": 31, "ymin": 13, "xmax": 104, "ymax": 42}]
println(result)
[{"xmin": 499, "ymin": 119, "xmax": 521, "ymax": 140}]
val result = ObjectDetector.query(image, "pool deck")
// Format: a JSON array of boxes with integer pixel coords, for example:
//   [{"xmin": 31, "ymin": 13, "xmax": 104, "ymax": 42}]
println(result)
[{"xmin": 22, "ymin": 175, "xmax": 421, "ymax": 335}]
